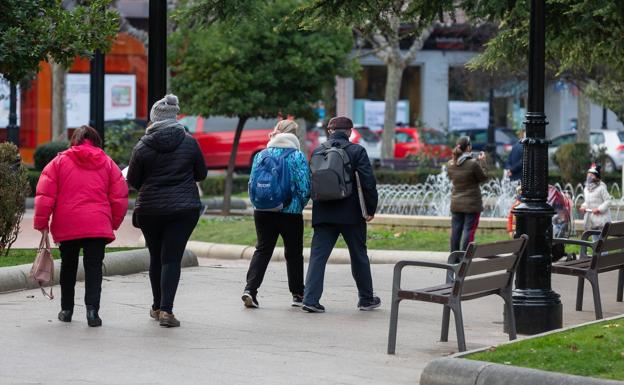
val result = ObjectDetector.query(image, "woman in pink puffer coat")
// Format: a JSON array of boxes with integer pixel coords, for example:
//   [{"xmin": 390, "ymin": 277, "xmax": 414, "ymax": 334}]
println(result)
[{"xmin": 34, "ymin": 125, "xmax": 128, "ymax": 327}]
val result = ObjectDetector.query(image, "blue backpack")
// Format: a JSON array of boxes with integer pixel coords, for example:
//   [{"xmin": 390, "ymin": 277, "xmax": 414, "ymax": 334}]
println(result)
[{"xmin": 249, "ymin": 148, "xmax": 296, "ymax": 211}]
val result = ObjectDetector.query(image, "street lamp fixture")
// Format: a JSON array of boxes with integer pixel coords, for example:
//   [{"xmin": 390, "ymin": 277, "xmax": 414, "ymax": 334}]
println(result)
[{"xmin": 511, "ymin": 0, "xmax": 563, "ymax": 334}]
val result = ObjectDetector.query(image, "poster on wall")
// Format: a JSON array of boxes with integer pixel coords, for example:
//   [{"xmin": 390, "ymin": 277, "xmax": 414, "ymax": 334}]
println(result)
[
  {"xmin": 448, "ymin": 101, "xmax": 489, "ymax": 130},
  {"xmin": 105, "ymin": 74, "xmax": 136, "ymax": 121},
  {"xmin": 0, "ymin": 77, "xmax": 20, "ymax": 128},
  {"xmin": 66, "ymin": 74, "xmax": 91, "ymax": 128},
  {"xmin": 363, "ymin": 100, "xmax": 409, "ymax": 129},
  {"xmin": 66, "ymin": 73, "xmax": 137, "ymax": 128}
]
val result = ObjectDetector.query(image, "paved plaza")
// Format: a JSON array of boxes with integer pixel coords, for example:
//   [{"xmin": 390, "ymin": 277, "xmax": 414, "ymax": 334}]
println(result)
[{"xmin": 1, "ymin": 258, "xmax": 623, "ymax": 385}]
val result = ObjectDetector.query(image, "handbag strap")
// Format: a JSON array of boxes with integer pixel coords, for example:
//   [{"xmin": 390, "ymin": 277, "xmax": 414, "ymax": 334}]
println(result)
[{"xmin": 40, "ymin": 285, "xmax": 54, "ymax": 300}]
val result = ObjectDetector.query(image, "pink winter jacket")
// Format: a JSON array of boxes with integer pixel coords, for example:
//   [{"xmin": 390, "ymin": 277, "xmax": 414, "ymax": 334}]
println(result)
[{"xmin": 34, "ymin": 142, "xmax": 129, "ymax": 244}]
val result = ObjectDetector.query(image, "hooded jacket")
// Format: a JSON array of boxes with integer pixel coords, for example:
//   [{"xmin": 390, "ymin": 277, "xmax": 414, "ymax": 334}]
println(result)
[
  {"xmin": 34, "ymin": 141, "xmax": 129, "ymax": 243},
  {"xmin": 447, "ymin": 153, "xmax": 488, "ymax": 213},
  {"xmin": 127, "ymin": 121, "xmax": 207, "ymax": 215},
  {"xmin": 250, "ymin": 133, "xmax": 310, "ymax": 214},
  {"xmin": 311, "ymin": 131, "xmax": 378, "ymax": 226}
]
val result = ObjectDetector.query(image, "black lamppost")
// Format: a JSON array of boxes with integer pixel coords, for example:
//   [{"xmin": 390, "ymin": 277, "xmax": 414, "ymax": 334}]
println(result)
[
  {"xmin": 601, "ymin": 107, "xmax": 608, "ymax": 130},
  {"xmin": 511, "ymin": 0, "xmax": 563, "ymax": 334},
  {"xmin": 147, "ymin": 0, "xmax": 167, "ymax": 114},
  {"xmin": 89, "ymin": 51, "xmax": 105, "ymax": 144},
  {"xmin": 7, "ymin": 82, "xmax": 19, "ymax": 147}
]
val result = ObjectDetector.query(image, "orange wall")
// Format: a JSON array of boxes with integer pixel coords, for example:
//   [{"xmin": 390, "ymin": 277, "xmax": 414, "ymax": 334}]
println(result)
[{"xmin": 18, "ymin": 33, "xmax": 147, "ymax": 164}]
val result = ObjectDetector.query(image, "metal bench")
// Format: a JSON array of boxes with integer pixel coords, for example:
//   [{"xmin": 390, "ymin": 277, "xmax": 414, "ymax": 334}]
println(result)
[
  {"xmin": 552, "ymin": 221, "xmax": 624, "ymax": 320},
  {"xmin": 387, "ymin": 236, "xmax": 528, "ymax": 353}
]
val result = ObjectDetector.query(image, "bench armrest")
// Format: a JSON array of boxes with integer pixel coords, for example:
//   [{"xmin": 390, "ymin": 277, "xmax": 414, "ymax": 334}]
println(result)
[
  {"xmin": 581, "ymin": 230, "xmax": 601, "ymax": 241},
  {"xmin": 392, "ymin": 260, "xmax": 458, "ymax": 292},
  {"xmin": 394, "ymin": 260, "xmax": 457, "ymax": 272},
  {"xmin": 552, "ymin": 238, "xmax": 595, "ymax": 248}
]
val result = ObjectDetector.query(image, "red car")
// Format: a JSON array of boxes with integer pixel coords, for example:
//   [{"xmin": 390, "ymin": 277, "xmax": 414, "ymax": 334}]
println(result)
[
  {"xmin": 394, "ymin": 127, "xmax": 452, "ymax": 159},
  {"xmin": 179, "ymin": 115, "xmax": 273, "ymax": 170}
]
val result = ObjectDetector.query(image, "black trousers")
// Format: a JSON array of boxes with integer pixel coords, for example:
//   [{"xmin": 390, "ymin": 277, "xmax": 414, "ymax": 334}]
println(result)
[
  {"xmin": 137, "ymin": 210, "xmax": 200, "ymax": 313},
  {"xmin": 303, "ymin": 221, "xmax": 374, "ymax": 306},
  {"xmin": 245, "ymin": 211, "xmax": 304, "ymax": 296},
  {"xmin": 58, "ymin": 238, "xmax": 107, "ymax": 311},
  {"xmin": 450, "ymin": 212, "xmax": 481, "ymax": 252}
]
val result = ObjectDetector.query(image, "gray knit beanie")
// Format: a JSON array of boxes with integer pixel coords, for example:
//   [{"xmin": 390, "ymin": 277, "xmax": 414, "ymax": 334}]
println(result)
[{"xmin": 150, "ymin": 94, "xmax": 180, "ymax": 122}]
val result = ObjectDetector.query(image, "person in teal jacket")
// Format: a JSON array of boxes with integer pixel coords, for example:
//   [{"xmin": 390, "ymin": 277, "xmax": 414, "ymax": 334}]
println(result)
[{"xmin": 242, "ymin": 120, "xmax": 311, "ymax": 308}]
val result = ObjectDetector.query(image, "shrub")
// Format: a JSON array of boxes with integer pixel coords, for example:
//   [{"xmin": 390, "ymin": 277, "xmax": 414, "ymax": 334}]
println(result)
[
  {"xmin": 27, "ymin": 170, "xmax": 41, "ymax": 197},
  {"xmin": 554, "ymin": 143, "xmax": 592, "ymax": 185},
  {"xmin": 33, "ymin": 140, "xmax": 68, "ymax": 171},
  {"xmin": 104, "ymin": 120, "xmax": 145, "ymax": 167},
  {"xmin": 200, "ymin": 175, "xmax": 250, "ymax": 196},
  {"xmin": 0, "ymin": 143, "xmax": 29, "ymax": 256}
]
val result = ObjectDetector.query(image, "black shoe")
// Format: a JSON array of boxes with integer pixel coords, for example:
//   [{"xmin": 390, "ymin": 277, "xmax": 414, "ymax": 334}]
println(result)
[
  {"xmin": 358, "ymin": 296, "xmax": 381, "ymax": 311},
  {"xmin": 242, "ymin": 291, "xmax": 259, "ymax": 308},
  {"xmin": 58, "ymin": 310, "xmax": 73, "ymax": 322},
  {"xmin": 291, "ymin": 294, "xmax": 304, "ymax": 307},
  {"xmin": 302, "ymin": 303, "xmax": 325, "ymax": 313},
  {"xmin": 86, "ymin": 306, "xmax": 102, "ymax": 327}
]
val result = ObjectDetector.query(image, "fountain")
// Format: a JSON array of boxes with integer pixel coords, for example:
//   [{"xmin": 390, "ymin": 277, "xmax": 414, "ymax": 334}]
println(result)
[{"xmin": 377, "ymin": 167, "xmax": 624, "ymax": 222}]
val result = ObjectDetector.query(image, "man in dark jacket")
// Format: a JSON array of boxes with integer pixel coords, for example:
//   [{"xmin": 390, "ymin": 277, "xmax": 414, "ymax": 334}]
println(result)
[
  {"xmin": 505, "ymin": 130, "xmax": 524, "ymax": 182},
  {"xmin": 303, "ymin": 116, "xmax": 380, "ymax": 313}
]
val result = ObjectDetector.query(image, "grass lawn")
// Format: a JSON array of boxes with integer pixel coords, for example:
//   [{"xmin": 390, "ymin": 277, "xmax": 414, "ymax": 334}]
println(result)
[
  {"xmin": 191, "ymin": 216, "xmax": 510, "ymax": 251},
  {"xmin": 468, "ymin": 318, "xmax": 624, "ymax": 381},
  {"xmin": 0, "ymin": 247, "xmax": 139, "ymax": 268}
]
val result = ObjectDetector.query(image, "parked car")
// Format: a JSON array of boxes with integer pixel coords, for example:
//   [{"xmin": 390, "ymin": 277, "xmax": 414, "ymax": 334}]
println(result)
[
  {"xmin": 548, "ymin": 130, "xmax": 624, "ymax": 172},
  {"xmin": 393, "ymin": 127, "xmax": 452, "ymax": 160},
  {"xmin": 178, "ymin": 115, "xmax": 274, "ymax": 170},
  {"xmin": 452, "ymin": 127, "xmax": 517, "ymax": 163},
  {"xmin": 350, "ymin": 125, "xmax": 382, "ymax": 161},
  {"xmin": 312, "ymin": 125, "xmax": 381, "ymax": 162}
]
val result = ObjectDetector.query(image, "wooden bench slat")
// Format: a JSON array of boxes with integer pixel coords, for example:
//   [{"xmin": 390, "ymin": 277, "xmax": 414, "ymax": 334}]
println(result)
[
  {"xmin": 467, "ymin": 256, "xmax": 518, "ymax": 276},
  {"xmin": 607, "ymin": 221, "xmax": 624, "ymax": 237},
  {"xmin": 471, "ymin": 239, "xmax": 525, "ymax": 259},
  {"xmin": 461, "ymin": 273, "xmax": 510, "ymax": 295},
  {"xmin": 600, "ymin": 238, "xmax": 624, "ymax": 252},
  {"xmin": 596, "ymin": 252, "xmax": 624, "ymax": 270}
]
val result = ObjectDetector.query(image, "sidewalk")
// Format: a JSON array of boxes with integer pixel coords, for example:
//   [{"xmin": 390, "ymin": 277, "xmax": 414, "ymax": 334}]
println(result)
[{"xmin": 0, "ymin": 259, "xmax": 622, "ymax": 385}]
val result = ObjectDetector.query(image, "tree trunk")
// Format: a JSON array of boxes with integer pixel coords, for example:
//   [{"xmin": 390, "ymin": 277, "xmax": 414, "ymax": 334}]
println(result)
[
  {"xmin": 577, "ymin": 90, "xmax": 590, "ymax": 144},
  {"xmin": 381, "ymin": 61, "xmax": 404, "ymax": 160},
  {"xmin": 51, "ymin": 60, "xmax": 67, "ymax": 140},
  {"xmin": 295, "ymin": 118, "xmax": 307, "ymax": 156},
  {"xmin": 222, "ymin": 116, "xmax": 248, "ymax": 215}
]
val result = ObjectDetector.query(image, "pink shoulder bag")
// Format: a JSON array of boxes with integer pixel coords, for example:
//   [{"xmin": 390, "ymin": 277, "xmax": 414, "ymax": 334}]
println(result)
[{"xmin": 29, "ymin": 232, "xmax": 54, "ymax": 300}]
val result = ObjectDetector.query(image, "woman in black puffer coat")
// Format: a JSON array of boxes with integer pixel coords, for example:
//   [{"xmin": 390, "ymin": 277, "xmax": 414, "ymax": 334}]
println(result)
[{"xmin": 127, "ymin": 94, "xmax": 207, "ymax": 327}]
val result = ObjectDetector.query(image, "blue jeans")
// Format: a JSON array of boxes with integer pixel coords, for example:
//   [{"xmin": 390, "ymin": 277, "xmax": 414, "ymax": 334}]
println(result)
[{"xmin": 303, "ymin": 222, "xmax": 374, "ymax": 306}]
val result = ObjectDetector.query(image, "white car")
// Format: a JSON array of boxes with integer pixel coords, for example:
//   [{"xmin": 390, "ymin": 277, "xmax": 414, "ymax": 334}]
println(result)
[{"xmin": 548, "ymin": 130, "xmax": 624, "ymax": 173}]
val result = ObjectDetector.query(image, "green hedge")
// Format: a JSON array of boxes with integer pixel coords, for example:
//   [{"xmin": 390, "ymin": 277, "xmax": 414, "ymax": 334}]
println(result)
[
  {"xmin": 27, "ymin": 170, "xmax": 41, "ymax": 197},
  {"xmin": 33, "ymin": 141, "xmax": 68, "ymax": 171},
  {"xmin": 200, "ymin": 175, "xmax": 250, "ymax": 196}
]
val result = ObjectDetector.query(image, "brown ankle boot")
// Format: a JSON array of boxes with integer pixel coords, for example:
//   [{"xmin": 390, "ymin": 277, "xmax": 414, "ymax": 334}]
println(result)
[{"xmin": 159, "ymin": 311, "xmax": 180, "ymax": 328}]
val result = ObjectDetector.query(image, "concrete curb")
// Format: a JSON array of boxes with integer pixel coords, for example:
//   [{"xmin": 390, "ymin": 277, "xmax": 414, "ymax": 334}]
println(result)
[
  {"xmin": 420, "ymin": 358, "xmax": 624, "ymax": 385},
  {"xmin": 420, "ymin": 314, "xmax": 624, "ymax": 385},
  {"xmin": 186, "ymin": 241, "xmax": 449, "ymax": 264},
  {"xmin": 0, "ymin": 248, "xmax": 198, "ymax": 294}
]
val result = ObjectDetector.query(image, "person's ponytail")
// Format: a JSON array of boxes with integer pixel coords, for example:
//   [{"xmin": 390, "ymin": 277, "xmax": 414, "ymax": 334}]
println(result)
[{"xmin": 451, "ymin": 136, "xmax": 471, "ymax": 163}]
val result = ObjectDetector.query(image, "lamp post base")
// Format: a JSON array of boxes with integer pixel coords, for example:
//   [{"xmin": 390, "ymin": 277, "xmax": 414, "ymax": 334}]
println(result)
[{"xmin": 513, "ymin": 289, "xmax": 562, "ymax": 334}]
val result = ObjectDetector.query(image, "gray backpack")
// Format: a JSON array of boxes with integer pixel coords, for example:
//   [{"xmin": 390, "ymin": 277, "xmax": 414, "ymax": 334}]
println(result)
[{"xmin": 310, "ymin": 141, "xmax": 353, "ymax": 201}]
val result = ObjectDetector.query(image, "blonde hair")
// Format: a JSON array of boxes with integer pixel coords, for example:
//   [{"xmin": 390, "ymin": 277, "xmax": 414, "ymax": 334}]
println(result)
[{"xmin": 274, "ymin": 119, "xmax": 298, "ymax": 135}]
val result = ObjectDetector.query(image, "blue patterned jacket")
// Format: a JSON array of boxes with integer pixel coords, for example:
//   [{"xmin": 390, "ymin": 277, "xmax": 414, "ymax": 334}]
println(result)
[{"xmin": 250, "ymin": 134, "xmax": 311, "ymax": 214}]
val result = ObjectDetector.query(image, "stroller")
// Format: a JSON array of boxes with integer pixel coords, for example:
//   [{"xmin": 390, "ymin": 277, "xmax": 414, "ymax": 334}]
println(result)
[{"xmin": 548, "ymin": 185, "xmax": 575, "ymax": 261}]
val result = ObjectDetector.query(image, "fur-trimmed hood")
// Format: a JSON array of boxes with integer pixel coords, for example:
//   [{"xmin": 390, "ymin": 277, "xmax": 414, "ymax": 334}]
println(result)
[{"xmin": 267, "ymin": 133, "xmax": 300, "ymax": 150}]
